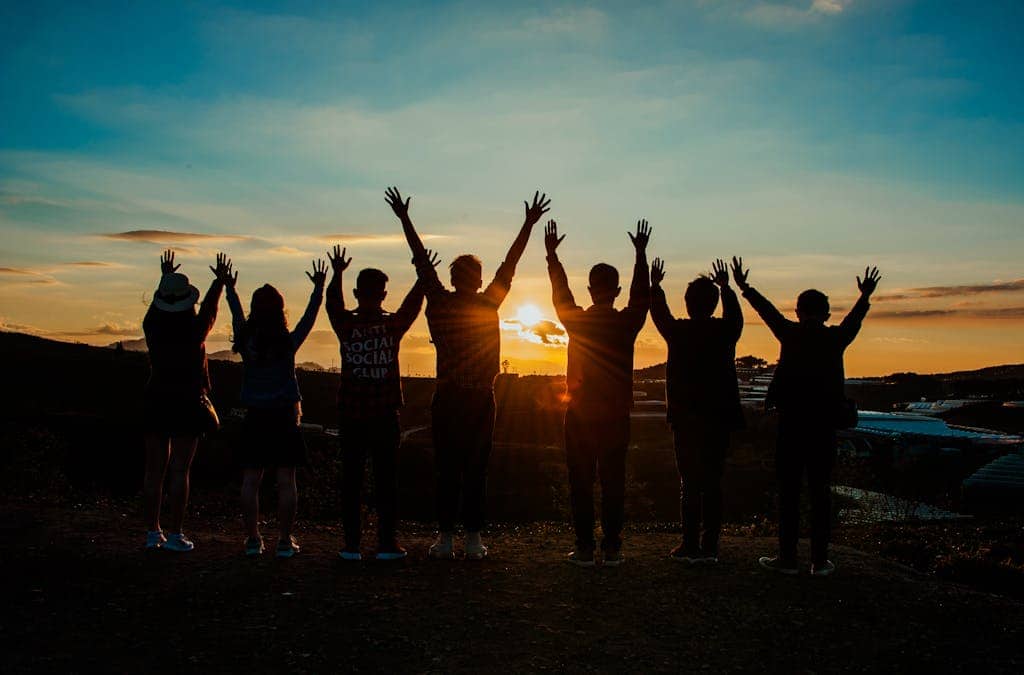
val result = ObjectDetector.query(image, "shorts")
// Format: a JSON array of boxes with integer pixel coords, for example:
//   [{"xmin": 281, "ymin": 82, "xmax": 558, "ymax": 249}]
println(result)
[{"xmin": 237, "ymin": 404, "xmax": 307, "ymax": 469}]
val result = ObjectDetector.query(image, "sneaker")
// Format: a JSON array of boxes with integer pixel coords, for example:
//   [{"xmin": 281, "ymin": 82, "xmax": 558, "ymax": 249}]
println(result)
[
  {"xmin": 810, "ymin": 560, "xmax": 836, "ymax": 577},
  {"xmin": 700, "ymin": 555, "xmax": 719, "ymax": 565},
  {"xmin": 428, "ymin": 532, "xmax": 455, "ymax": 560},
  {"xmin": 567, "ymin": 549, "xmax": 596, "ymax": 567},
  {"xmin": 669, "ymin": 544, "xmax": 703, "ymax": 564},
  {"xmin": 603, "ymin": 550, "xmax": 625, "ymax": 567},
  {"xmin": 245, "ymin": 536, "xmax": 265, "ymax": 558},
  {"xmin": 163, "ymin": 532, "xmax": 194, "ymax": 552},
  {"xmin": 276, "ymin": 536, "xmax": 300, "ymax": 559},
  {"xmin": 145, "ymin": 530, "xmax": 166, "ymax": 550},
  {"xmin": 465, "ymin": 532, "xmax": 488, "ymax": 560},
  {"xmin": 338, "ymin": 546, "xmax": 362, "ymax": 561},
  {"xmin": 758, "ymin": 556, "xmax": 799, "ymax": 575},
  {"xmin": 376, "ymin": 542, "xmax": 408, "ymax": 561}
]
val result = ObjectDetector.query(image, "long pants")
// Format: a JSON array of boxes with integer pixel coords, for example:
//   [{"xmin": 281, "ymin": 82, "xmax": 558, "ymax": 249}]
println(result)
[
  {"xmin": 673, "ymin": 418, "xmax": 728, "ymax": 556},
  {"xmin": 340, "ymin": 412, "xmax": 400, "ymax": 548},
  {"xmin": 565, "ymin": 406, "xmax": 630, "ymax": 554},
  {"xmin": 776, "ymin": 415, "xmax": 837, "ymax": 566},
  {"xmin": 432, "ymin": 387, "xmax": 495, "ymax": 533}
]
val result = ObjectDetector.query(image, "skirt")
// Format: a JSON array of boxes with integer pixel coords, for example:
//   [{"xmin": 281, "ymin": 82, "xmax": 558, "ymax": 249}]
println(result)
[
  {"xmin": 237, "ymin": 404, "xmax": 307, "ymax": 469},
  {"xmin": 141, "ymin": 392, "xmax": 219, "ymax": 437}
]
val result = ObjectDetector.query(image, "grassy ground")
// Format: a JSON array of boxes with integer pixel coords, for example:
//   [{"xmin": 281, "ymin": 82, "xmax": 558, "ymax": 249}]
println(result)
[{"xmin": 2, "ymin": 501, "xmax": 1022, "ymax": 673}]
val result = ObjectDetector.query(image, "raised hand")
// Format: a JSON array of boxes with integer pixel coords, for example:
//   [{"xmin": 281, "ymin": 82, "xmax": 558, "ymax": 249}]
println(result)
[
  {"xmin": 523, "ymin": 191, "xmax": 552, "ymax": 227},
  {"xmin": 628, "ymin": 219, "xmax": 651, "ymax": 251},
  {"xmin": 422, "ymin": 249, "xmax": 441, "ymax": 268},
  {"xmin": 651, "ymin": 257, "xmax": 666, "ymax": 285},
  {"xmin": 544, "ymin": 219, "xmax": 565, "ymax": 255},
  {"xmin": 857, "ymin": 266, "xmax": 882, "ymax": 297},
  {"xmin": 711, "ymin": 259, "xmax": 729, "ymax": 287},
  {"xmin": 209, "ymin": 252, "xmax": 236, "ymax": 287},
  {"xmin": 160, "ymin": 249, "xmax": 180, "ymax": 274},
  {"xmin": 731, "ymin": 256, "xmax": 750, "ymax": 290},
  {"xmin": 385, "ymin": 186, "xmax": 411, "ymax": 219},
  {"xmin": 328, "ymin": 245, "xmax": 352, "ymax": 273},
  {"xmin": 307, "ymin": 259, "xmax": 328, "ymax": 286}
]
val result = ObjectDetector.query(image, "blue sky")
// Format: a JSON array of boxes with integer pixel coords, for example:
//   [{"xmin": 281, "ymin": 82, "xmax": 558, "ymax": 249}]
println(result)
[{"xmin": 2, "ymin": 0, "xmax": 1023, "ymax": 374}]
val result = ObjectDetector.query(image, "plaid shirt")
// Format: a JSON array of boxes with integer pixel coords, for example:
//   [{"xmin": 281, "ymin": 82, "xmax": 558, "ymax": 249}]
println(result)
[
  {"xmin": 326, "ymin": 278, "xmax": 425, "ymax": 419},
  {"xmin": 417, "ymin": 259, "xmax": 513, "ymax": 389}
]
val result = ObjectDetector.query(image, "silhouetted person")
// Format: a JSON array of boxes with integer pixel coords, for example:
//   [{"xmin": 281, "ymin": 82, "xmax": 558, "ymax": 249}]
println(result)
[
  {"xmin": 225, "ymin": 259, "xmax": 326, "ymax": 559},
  {"xmin": 733, "ymin": 259, "xmax": 881, "ymax": 576},
  {"xmin": 141, "ymin": 250, "xmax": 229, "ymax": 552},
  {"xmin": 387, "ymin": 186, "xmax": 550, "ymax": 559},
  {"xmin": 650, "ymin": 258, "xmax": 744, "ymax": 564},
  {"xmin": 545, "ymin": 219, "xmax": 651, "ymax": 567},
  {"xmin": 326, "ymin": 244, "xmax": 434, "ymax": 561}
]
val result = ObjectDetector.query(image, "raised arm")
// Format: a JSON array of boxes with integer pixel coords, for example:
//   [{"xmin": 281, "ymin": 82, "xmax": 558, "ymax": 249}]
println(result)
[
  {"xmin": 325, "ymin": 244, "xmax": 352, "ymax": 336},
  {"xmin": 222, "ymin": 265, "xmax": 245, "ymax": 340},
  {"xmin": 197, "ymin": 252, "xmax": 230, "ymax": 340},
  {"xmin": 732, "ymin": 256, "xmax": 789, "ymax": 341},
  {"xmin": 649, "ymin": 257, "xmax": 675, "ymax": 339},
  {"xmin": 624, "ymin": 219, "xmax": 651, "ymax": 331},
  {"xmin": 483, "ymin": 191, "xmax": 551, "ymax": 305},
  {"xmin": 544, "ymin": 220, "xmax": 583, "ymax": 326},
  {"xmin": 291, "ymin": 259, "xmax": 327, "ymax": 350},
  {"xmin": 839, "ymin": 266, "xmax": 881, "ymax": 346},
  {"xmin": 387, "ymin": 187, "xmax": 446, "ymax": 297},
  {"xmin": 712, "ymin": 258, "xmax": 743, "ymax": 342}
]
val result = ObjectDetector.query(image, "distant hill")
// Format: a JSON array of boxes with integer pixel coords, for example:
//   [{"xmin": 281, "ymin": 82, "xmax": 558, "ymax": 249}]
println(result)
[{"xmin": 633, "ymin": 359, "xmax": 1024, "ymax": 383}]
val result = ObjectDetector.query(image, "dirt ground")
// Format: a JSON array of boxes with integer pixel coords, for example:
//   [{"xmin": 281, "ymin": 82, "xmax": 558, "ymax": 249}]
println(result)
[{"xmin": 2, "ymin": 502, "xmax": 1022, "ymax": 673}]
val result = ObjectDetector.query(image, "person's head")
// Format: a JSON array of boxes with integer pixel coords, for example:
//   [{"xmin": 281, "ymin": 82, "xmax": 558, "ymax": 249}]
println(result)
[
  {"xmin": 684, "ymin": 276, "xmax": 719, "ymax": 319},
  {"xmin": 233, "ymin": 284, "xmax": 290, "ymax": 355},
  {"xmin": 796, "ymin": 289, "xmax": 830, "ymax": 325},
  {"xmin": 153, "ymin": 272, "xmax": 200, "ymax": 315},
  {"xmin": 588, "ymin": 263, "xmax": 621, "ymax": 305},
  {"xmin": 354, "ymin": 268, "xmax": 388, "ymax": 309},
  {"xmin": 450, "ymin": 254, "xmax": 483, "ymax": 293}
]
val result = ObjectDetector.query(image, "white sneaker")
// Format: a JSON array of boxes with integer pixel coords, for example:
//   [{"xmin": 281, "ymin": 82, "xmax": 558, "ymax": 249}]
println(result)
[
  {"xmin": 163, "ymin": 532, "xmax": 194, "ymax": 552},
  {"xmin": 811, "ymin": 560, "xmax": 836, "ymax": 577},
  {"xmin": 465, "ymin": 532, "xmax": 488, "ymax": 560},
  {"xmin": 428, "ymin": 532, "xmax": 455, "ymax": 559},
  {"xmin": 145, "ymin": 530, "xmax": 166, "ymax": 550}
]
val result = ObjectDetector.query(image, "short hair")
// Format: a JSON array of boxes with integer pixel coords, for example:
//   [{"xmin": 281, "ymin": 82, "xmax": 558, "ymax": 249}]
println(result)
[
  {"xmin": 685, "ymin": 276, "xmax": 720, "ymax": 318},
  {"xmin": 356, "ymin": 268, "xmax": 388, "ymax": 293},
  {"xmin": 449, "ymin": 254, "xmax": 482, "ymax": 277},
  {"xmin": 588, "ymin": 263, "xmax": 619, "ymax": 291},
  {"xmin": 797, "ymin": 289, "xmax": 830, "ymax": 315}
]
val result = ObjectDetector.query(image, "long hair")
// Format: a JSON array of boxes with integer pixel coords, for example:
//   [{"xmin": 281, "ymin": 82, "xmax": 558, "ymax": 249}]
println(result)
[{"xmin": 233, "ymin": 284, "xmax": 291, "ymax": 359}]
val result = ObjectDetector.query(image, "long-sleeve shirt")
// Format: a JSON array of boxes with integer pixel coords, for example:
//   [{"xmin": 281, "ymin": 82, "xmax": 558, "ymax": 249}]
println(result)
[
  {"xmin": 415, "ymin": 258, "xmax": 514, "ymax": 389},
  {"xmin": 548, "ymin": 253, "xmax": 649, "ymax": 415},
  {"xmin": 143, "ymin": 277, "xmax": 223, "ymax": 400},
  {"xmin": 651, "ymin": 283, "xmax": 744, "ymax": 429},
  {"xmin": 326, "ymin": 275, "xmax": 425, "ymax": 418},
  {"xmin": 742, "ymin": 286, "xmax": 870, "ymax": 415},
  {"xmin": 226, "ymin": 282, "xmax": 324, "ymax": 408}
]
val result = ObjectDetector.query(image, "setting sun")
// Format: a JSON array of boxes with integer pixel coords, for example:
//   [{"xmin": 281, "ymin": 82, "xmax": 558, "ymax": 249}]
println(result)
[{"xmin": 515, "ymin": 303, "xmax": 544, "ymax": 328}]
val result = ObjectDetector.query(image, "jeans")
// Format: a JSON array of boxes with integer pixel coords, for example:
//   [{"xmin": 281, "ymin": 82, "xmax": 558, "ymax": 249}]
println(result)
[
  {"xmin": 432, "ymin": 387, "xmax": 495, "ymax": 532},
  {"xmin": 565, "ymin": 406, "xmax": 630, "ymax": 554},
  {"xmin": 776, "ymin": 415, "xmax": 837, "ymax": 566},
  {"xmin": 340, "ymin": 412, "xmax": 400, "ymax": 548},
  {"xmin": 672, "ymin": 418, "xmax": 728, "ymax": 556}
]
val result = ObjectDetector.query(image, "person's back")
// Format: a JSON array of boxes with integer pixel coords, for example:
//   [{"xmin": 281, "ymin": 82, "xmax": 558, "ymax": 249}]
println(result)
[
  {"xmin": 564, "ymin": 303, "xmax": 644, "ymax": 414},
  {"xmin": 425, "ymin": 283, "xmax": 505, "ymax": 389}
]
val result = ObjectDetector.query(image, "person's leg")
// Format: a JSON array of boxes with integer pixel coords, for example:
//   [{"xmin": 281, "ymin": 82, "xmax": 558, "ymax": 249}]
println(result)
[
  {"xmin": 598, "ymin": 415, "xmax": 629, "ymax": 555},
  {"xmin": 276, "ymin": 467, "xmax": 298, "ymax": 543},
  {"xmin": 165, "ymin": 435, "xmax": 199, "ymax": 533},
  {"xmin": 143, "ymin": 433, "xmax": 170, "ymax": 532},
  {"xmin": 700, "ymin": 433, "xmax": 727, "ymax": 558},
  {"xmin": 432, "ymin": 392, "xmax": 461, "ymax": 534},
  {"xmin": 340, "ymin": 421, "xmax": 368, "ymax": 551},
  {"xmin": 241, "ymin": 468, "xmax": 265, "ymax": 540},
  {"xmin": 673, "ymin": 427, "xmax": 702, "ymax": 555},
  {"xmin": 776, "ymin": 420, "xmax": 803, "ymax": 565},
  {"xmin": 372, "ymin": 414, "xmax": 401, "ymax": 548},
  {"xmin": 565, "ymin": 408, "xmax": 597, "ymax": 553},
  {"xmin": 463, "ymin": 392, "xmax": 495, "ymax": 535},
  {"xmin": 807, "ymin": 428, "xmax": 838, "ymax": 567}
]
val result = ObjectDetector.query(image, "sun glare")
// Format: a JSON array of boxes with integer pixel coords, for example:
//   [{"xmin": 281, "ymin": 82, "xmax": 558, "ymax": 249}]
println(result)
[{"xmin": 516, "ymin": 303, "xmax": 543, "ymax": 328}]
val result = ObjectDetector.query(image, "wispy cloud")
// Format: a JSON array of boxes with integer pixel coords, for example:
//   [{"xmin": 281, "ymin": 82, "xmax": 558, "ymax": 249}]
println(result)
[
  {"xmin": 315, "ymin": 233, "xmax": 449, "ymax": 246},
  {"xmin": 103, "ymin": 230, "xmax": 251, "ymax": 245},
  {"xmin": 872, "ymin": 306, "xmax": 1024, "ymax": 320},
  {"xmin": 876, "ymin": 279, "xmax": 1024, "ymax": 301}
]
